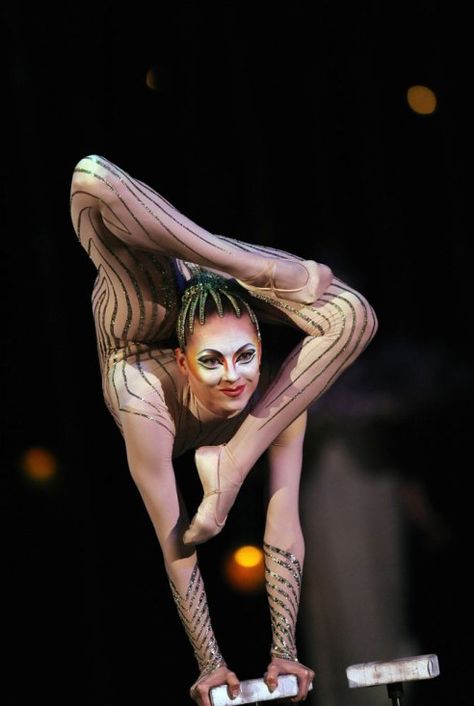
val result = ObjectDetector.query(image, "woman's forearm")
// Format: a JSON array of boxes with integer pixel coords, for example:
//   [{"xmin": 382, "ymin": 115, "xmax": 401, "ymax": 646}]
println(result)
[
  {"xmin": 167, "ymin": 560, "xmax": 226, "ymax": 677},
  {"xmin": 120, "ymin": 413, "xmax": 226, "ymax": 677},
  {"xmin": 264, "ymin": 541, "xmax": 302, "ymax": 662},
  {"xmin": 264, "ymin": 414, "xmax": 306, "ymax": 661}
]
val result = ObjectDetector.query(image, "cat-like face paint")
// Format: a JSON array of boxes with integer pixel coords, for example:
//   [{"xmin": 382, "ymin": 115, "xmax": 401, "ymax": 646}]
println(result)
[{"xmin": 175, "ymin": 310, "xmax": 262, "ymax": 418}]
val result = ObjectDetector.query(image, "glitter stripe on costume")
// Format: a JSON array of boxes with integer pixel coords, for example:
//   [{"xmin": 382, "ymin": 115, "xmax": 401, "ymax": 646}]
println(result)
[
  {"xmin": 88, "ymin": 214, "xmax": 147, "ymax": 339},
  {"xmin": 254, "ymin": 285, "xmax": 375, "ymax": 430},
  {"xmin": 94, "ymin": 274, "xmax": 118, "ymax": 351},
  {"xmin": 77, "ymin": 202, "xmax": 177, "ymax": 347},
  {"xmin": 92, "ymin": 286, "xmax": 107, "ymax": 361},
  {"xmin": 264, "ymin": 541, "xmax": 303, "ymax": 662},
  {"xmin": 135, "ymin": 356, "xmax": 168, "ymax": 406},
  {"xmin": 109, "ymin": 358, "xmax": 175, "ymax": 436},
  {"xmin": 147, "ymin": 252, "xmax": 176, "ymax": 338},
  {"xmin": 77, "ymin": 207, "xmax": 130, "ymax": 344},
  {"xmin": 74, "ymin": 159, "xmax": 233, "ymax": 260},
  {"xmin": 169, "ymin": 564, "xmax": 224, "ymax": 676}
]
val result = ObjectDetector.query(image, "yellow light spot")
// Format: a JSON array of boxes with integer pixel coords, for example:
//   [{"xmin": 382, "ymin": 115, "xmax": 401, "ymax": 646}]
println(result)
[
  {"xmin": 406, "ymin": 85, "xmax": 437, "ymax": 115},
  {"xmin": 234, "ymin": 545, "xmax": 263, "ymax": 568},
  {"xmin": 20, "ymin": 447, "xmax": 57, "ymax": 481},
  {"xmin": 224, "ymin": 545, "xmax": 265, "ymax": 592}
]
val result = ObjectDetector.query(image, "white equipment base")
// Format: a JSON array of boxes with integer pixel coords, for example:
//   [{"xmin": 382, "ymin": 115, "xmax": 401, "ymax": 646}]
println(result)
[
  {"xmin": 346, "ymin": 654, "xmax": 440, "ymax": 688},
  {"xmin": 210, "ymin": 674, "xmax": 313, "ymax": 705}
]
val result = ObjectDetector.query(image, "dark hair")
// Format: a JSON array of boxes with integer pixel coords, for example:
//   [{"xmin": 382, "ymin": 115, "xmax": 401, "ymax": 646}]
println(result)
[{"xmin": 176, "ymin": 271, "xmax": 260, "ymax": 349}]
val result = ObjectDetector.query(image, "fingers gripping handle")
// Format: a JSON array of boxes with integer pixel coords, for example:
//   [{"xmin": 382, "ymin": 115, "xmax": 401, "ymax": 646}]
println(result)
[{"xmin": 210, "ymin": 674, "xmax": 313, "ymax": 705}]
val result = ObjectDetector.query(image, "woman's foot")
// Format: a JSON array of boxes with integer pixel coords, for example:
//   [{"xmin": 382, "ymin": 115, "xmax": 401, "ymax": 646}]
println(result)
[
  {"xmin": 236, "ymin": 259, "xmax": 332, "ymax": 306},
  {"xmin": 183, "ymin": 445, "xmax": 242, "ymax": 545}
]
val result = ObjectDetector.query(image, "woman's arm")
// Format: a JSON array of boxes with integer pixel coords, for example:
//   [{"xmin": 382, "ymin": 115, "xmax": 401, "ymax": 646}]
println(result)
[
  {"xmin": 119, "ymin": 412, "xmax": 241, "ymax": 706},
  {"xmin": 262, "ymin": 412, "xmax": 315, "ymax": 702}
]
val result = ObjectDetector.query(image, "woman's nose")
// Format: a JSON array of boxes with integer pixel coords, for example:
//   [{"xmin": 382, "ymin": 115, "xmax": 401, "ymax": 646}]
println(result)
[{"xmin": 223, "ymin": 362, "xmax": 239, "ymax": 382}]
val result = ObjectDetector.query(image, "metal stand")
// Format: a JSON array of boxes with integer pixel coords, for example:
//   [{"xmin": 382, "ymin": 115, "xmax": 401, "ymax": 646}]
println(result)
[{"xmin": 387, "ymin": 681, "xmax": 404, "ymax": 705}]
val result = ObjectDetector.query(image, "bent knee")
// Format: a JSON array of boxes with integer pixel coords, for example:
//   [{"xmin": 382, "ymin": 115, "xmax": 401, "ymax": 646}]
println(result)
[{"xmin": 341, "ymin": 288, "xmax": 378, "ymax": 346}]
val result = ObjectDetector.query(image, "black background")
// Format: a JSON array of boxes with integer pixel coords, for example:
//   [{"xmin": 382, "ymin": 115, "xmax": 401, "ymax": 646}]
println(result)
[{"xmin": 1, "ymin": 2, "xmax": 471, "ymax": 705}]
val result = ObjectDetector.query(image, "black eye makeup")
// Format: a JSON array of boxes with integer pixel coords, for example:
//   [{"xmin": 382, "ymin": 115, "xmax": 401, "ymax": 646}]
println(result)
[
  {"xmin": 197, "ymin": 345, "xmax": 257, "ymax": 370},
  {"xmin": 198, "ymin": 355, "xmax": 221, "ymax": 369},
  {"xmin": 237, "ymin": 348, "xmax": 256, "ymax": 363}
]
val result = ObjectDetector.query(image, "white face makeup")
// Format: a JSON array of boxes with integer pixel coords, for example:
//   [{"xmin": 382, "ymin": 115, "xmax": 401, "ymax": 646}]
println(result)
[{"xmin": 175, "ymin": 310, "xmax": 262, "ymax": 418}]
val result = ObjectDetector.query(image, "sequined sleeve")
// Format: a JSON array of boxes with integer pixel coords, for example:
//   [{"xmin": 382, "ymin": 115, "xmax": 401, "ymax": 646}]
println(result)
[{"xmin": 169, "ymin": 564, "xmax": 226, "ymax": 678}]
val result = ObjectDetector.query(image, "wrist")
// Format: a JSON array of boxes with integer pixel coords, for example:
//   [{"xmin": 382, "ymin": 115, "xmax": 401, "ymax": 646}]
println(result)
[
  {"xmin": 197, "ymin": 652, "xmax": 227, "ymax": 676},
  {"xmin": 193, "ymin": 658, "xmax": 227, "ymax": 690},
  {"xmin": 270, "ymin": 646, "xmax": 299, "ymax": 662}
]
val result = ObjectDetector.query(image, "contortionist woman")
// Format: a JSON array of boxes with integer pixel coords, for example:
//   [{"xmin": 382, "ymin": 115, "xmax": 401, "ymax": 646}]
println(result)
[{"xmin": 70, "ymin": 155, "xmax": 378, "ymax": 705}]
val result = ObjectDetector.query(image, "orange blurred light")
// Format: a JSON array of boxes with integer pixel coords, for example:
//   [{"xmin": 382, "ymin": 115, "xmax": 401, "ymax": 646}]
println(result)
[
  {"xmin": 145, "ymin": 66, "xmax": 160, "ymax": 91},
  {"xmin": 20, "ymin": 447, "xmax": 57, "ymax": 481},
  {"xmin": 235, "ymin": 545, "xmax": 263, "ymax": 567},
  {"xmin": 224, "ymin": 545, "xmax": 265, "ymax": 592},
  {"xmin": 406, "ymin": 85, "xmax": 437, "ymax": 115}
]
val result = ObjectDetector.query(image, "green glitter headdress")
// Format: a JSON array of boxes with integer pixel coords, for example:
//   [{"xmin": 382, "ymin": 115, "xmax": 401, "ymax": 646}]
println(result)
[{"xmin": 176, "ymin": 271, "xmax": 261, "ymax": 349}]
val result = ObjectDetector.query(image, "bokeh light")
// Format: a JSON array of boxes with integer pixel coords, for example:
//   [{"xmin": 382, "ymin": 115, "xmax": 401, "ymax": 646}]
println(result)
[
  {"xmin": 145, "ymin": 66, "xmax": 162, "ymax": 91},
  {"xmin": 20, "ymin": 446, "xmax": 58, "ymax": 482},
  {"xmin": 223, "ymin": 544, "xmax": 265, "ymax": 593},
  {"xmin": 406, "ymin": 84, "xmax": 437, "ymax": 115}
]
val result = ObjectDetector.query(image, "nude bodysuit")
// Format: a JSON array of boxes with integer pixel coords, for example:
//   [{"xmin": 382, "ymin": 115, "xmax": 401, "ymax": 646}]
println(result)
[{"xmin": 70, "ymin": 154, "xmax": 378, "ymax": 682}]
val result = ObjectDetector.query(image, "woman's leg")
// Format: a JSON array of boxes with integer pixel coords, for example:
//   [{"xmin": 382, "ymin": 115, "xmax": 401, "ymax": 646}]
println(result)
[
  {"xmin": 71, "ymin": 155, "xmax": 334, "ymax": 435},
  {"xmin": 71, "ymin": 154, "xmax": 336, "ymax": 425},
  {"xmin": 71, "ymin": 155, "xmax": 331, "ymax": 303},
  {"xmin": 184, "ymin": 277, "xmax": 378, "ymax": 544}
]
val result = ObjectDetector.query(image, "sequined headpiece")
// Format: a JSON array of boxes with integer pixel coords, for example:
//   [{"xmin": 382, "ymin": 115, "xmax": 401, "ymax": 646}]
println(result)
[{"xmin": 176, "ymin": 271, "xmax": 261, "ymax": 349}]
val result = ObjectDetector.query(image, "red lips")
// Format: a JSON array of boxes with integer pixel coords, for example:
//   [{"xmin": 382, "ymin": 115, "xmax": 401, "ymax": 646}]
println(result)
[{"xmin": 220, "ymin": 385, "xmax": 246, "ymax": 397}]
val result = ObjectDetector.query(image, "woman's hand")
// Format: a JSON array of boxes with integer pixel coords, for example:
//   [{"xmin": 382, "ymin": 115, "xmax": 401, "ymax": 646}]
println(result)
[
  {"xmin": 263, "ymin": 656, "xmax": 315, "ymax": 702},
  {"xmin": 190, "ymin": 664, "xmax": 241, "ymax": 706}
]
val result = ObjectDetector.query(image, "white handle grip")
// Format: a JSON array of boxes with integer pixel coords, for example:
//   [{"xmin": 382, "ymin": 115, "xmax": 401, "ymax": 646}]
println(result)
[
  {"xmin": 346, "ymin": 654, "xmax": 440, "ymax": 687},
  {"xmin": 210, "ymin": 674, "xmax": 313, "ymax": 705}
]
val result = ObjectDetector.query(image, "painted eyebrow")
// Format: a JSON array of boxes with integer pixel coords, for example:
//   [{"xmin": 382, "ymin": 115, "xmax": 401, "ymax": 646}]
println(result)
[{"xmin": 197, "ymin": 343, "xmax": 256, "ymax": 357}]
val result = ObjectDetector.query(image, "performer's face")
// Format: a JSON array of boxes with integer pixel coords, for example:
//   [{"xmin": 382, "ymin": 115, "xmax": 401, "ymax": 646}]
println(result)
[{"xmin": 176, "ymin": 311, "xmax": 261, "ymax": 418}]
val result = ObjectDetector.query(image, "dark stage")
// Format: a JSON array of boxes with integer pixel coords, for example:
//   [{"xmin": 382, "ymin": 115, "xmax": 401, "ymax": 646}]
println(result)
[{"xmin": 1, "ymin": 3, "xmax": 471, "ymax": 705}]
